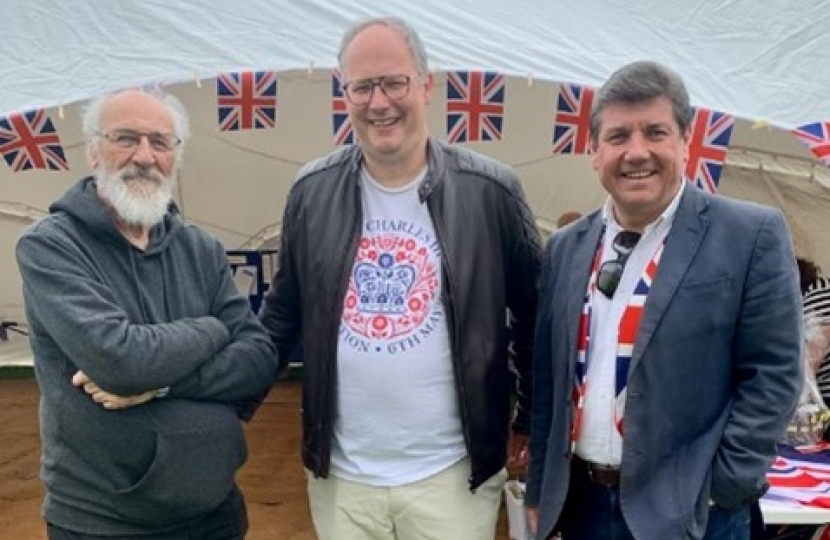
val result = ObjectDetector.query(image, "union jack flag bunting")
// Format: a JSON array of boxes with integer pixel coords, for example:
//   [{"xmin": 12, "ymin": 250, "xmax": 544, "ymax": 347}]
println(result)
[
  {"xmin": 792, "ymin": 121, "xmax": 830, "ymax": 167},
  {"xmin": 216, "ymin": 71, "xmax": 277, "ymax": 131},
  {"xmin": 0, "ymin": 109, "xmax": 68, "ymax": 171},
  {"xmin": 332, "ymin": 69, "xmax": 354, "ymax": 145},
  {"xmin": 446, "ymin": 70, "xmax": 505, "ymax": 143},
  {"xmin": 685, "ymin": 107, "xmax": 734, "ymax": 193},
  {"xmin": 552, "ymin": 83, "xmax": 594, "ymax": 154}
]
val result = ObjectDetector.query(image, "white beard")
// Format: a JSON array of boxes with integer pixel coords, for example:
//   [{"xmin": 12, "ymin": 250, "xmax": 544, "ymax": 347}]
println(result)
[{"xmin": 96, "ymin": 163, "xmax": 176, "ymax": 229}]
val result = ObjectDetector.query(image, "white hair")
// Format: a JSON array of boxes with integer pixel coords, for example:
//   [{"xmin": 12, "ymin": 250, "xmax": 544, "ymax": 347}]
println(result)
[{"xmin": 81, "ymin": 88, "xmax": 191, "ymax": 164}]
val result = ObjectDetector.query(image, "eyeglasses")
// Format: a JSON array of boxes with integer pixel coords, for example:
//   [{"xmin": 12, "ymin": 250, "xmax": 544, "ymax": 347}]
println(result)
[
  {"xmin": 341, "ymin": 75, "xmax": 412, "ymax": 106},
  {"xmin": 596, "ymin": 230, "xmax": 642, "ymax": 298},
  {"xmin": 96, "ymin": 129, "xmax": 181, "ymax": 153}
]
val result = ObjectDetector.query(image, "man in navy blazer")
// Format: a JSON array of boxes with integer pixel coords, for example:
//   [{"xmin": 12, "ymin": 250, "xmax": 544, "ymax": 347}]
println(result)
[{"xmin": 525, "ymin": 61, "xmax": 802, "ymax": 540}]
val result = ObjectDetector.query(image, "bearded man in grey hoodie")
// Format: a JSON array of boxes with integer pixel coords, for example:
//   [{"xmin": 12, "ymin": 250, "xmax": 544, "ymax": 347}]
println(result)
[{"xmin": 15, "ymin": 88, "xmax": 280, "ymax": 539}]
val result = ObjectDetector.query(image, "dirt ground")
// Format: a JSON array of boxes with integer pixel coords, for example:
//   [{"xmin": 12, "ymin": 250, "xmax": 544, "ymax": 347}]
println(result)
[{"xmin": 0, "ymin": 376, "xmax": 513, "ymax": 539}]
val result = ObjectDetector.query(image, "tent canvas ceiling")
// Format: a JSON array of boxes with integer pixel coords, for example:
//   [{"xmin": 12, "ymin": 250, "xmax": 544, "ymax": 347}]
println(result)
[
  {"xmin": 2, "ymin": 0, "xmax": 828, "ymax": 127},
  {"xmin": 1, "ymin": 0, "xmax": 829, "ymax": 329}
]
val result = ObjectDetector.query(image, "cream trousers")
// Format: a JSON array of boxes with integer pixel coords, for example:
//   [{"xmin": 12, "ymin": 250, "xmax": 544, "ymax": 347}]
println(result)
[{"xmin": 306, "ymin": 458, "xmax": 507, "ymax": 540}]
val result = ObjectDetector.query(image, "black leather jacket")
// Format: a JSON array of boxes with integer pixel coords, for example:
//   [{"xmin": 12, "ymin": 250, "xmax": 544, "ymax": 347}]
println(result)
[{"xmin": 260, "ymin": 139, "xmax": 541, "ymax": 490}]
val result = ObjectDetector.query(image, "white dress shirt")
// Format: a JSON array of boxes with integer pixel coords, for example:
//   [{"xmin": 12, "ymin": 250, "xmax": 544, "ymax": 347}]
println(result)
[{"xmin": 576, "ymin": 180, "xmax": 686, "ymax": 466}]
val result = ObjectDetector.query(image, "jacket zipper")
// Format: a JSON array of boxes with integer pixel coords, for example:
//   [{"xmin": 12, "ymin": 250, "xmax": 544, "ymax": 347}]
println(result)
[{"xmin": 426, "ymin": 195, "xmax": 475, "ymax": 491}]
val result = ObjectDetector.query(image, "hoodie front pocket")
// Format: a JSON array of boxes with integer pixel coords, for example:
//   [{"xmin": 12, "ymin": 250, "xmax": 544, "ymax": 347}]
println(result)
[{"xmin": 112, "ymin": 421, "xmax": 246, "ymax": 527}]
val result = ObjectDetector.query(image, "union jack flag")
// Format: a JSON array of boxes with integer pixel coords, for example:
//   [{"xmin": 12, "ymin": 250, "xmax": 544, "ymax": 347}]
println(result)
[
  {"xmin": 793, "ymin": 121, "xmax": 830, "ymax": 167},
  {"xmin": 685, "ymin": 107, "xmax": 734, "ymax": 193},
  {"xmin": 761, "ymin": 443, "xmax": 830, "ymax": 539},
  {"xmin": 552, "ymin": 83, "xmax": 595, "ymax": 154},
  {"xmin": 766, "ymin": 443, "xmax": 830, "ymax": 509},
  {"xmin": 216, "ymin": 71, "xmax": 277, "ymax": 131},
  {"xmin": 0, "ymin": 109, "xmax": 68, "ymax": 171},
  {"xmin": 446, "ymin": 70, "xmax": 505, "ymax": 143},
  {"xmin": 332, "ymin": 69, "xmax": 354, "ymax": 146}
]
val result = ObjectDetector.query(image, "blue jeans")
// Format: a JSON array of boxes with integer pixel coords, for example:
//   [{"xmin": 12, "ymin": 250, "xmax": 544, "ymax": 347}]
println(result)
[
  {"xmin": 47, "ymin": 486, "xmax": 248, "ymax": 540},
  {"xmin": 703, "ymin": 504, "xmax": 750, "ymax": 540},
  {"xmin": 557, "ymin": 465, "xmax": 749, "ymax": 540}
]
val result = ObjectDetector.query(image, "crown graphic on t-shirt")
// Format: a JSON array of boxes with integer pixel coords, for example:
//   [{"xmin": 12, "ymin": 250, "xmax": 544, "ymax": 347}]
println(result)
[{"xmin": 354, "ymin": 253, "xmax": 416, "ymax": 314}]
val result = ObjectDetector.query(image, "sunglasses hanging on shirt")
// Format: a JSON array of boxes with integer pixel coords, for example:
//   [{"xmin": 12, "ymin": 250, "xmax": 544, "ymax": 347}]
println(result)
[{"xmin": 596, "ymin": 230, "xmax": 642, "ymax": 298}]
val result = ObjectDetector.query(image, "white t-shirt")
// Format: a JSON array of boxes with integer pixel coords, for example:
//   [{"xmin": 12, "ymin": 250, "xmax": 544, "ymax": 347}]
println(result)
[{"xmin": 330, "ymin": 166, "xmax": 466, "ymax": 486}]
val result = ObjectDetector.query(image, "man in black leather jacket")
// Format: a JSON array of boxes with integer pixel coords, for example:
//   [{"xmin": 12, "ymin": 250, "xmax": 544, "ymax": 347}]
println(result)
[{"xmin": 259, "ymin": 16, "xmax": 541, "ymax": 540}]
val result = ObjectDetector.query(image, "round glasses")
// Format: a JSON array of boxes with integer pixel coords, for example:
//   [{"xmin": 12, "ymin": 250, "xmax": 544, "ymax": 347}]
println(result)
[
  {"xmin": 341, "ymin": 75, "xmax": 412, "ymax": 106},
  {"xmin": 596, "ymin": 230, "xmax": 642, "ymax": 299},
  {"xmin": 97, "ymin": 129, "xmax": 181, "ymax": 153}
]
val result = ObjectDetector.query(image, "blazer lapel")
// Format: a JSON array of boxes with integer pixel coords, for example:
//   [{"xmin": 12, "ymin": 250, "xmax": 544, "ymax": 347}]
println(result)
[
  {"xmin": 630, "ymin": 187, "xmax": 710, "ymax": 372},
  {"xmin": 566, "ymin": 215, "xmax": 604, "ymax": 355}
]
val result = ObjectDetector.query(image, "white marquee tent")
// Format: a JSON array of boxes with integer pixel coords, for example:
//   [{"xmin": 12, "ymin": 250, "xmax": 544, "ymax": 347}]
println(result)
[{"xmin": 1, "ymin": 0, "xmax": 829, "ymax": 363}]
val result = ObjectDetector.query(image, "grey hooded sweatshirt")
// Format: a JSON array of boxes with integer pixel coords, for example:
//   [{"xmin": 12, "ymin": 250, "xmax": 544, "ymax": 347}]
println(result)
[{"xmin": 15, "ymin": 177, "xmax": 279, "ymax": 535}]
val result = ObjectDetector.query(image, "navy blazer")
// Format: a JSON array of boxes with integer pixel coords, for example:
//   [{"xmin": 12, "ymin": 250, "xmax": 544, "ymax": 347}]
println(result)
[{"xmin": 527, "ymin": 186, "xmax": 803, "ymax": 540}]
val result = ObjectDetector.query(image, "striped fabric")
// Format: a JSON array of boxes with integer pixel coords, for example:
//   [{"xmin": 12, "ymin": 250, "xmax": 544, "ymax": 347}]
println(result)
[
  {"xmin": 805, "ymin": 277, "xmax": 830, "ymax": 405},
  {"xmin": 572, "ymin": 248, "xmax": 602, "ymax": 446},
  {"xmin": 614, "ymin": 245, "xmax": 663, "ymax": 434},
  {"xmin": 767, "ymin": 442, "xmax": 830, "ymax": 508}
]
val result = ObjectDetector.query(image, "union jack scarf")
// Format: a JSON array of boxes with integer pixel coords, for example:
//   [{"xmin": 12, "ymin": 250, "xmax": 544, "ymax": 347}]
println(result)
[{"xmin": 571, "ymin": 236, "xmax": 665, "ymax": 448}]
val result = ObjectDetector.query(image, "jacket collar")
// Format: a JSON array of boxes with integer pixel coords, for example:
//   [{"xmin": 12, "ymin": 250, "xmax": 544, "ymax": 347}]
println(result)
[
  {"xmin": 566, "ymin": 212, "xmax": 604, "ymax": 348},
  {"xmin": 418, "ymin": 138, "xmax": 446, "ymax": 202},
  {"xmin": 345, "ymin": 137, "xmax": 444, "ymax": 202},
  {"xmin": 629, "ymin": 185, "xmax": 709, "ymax": 369}
]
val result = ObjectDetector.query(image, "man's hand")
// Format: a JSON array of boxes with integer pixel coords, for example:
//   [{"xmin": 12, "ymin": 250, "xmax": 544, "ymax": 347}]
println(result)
[
  {"xmin": 507, "ymin": 432, "xmax": 530, "ymax": 468},
  {"xmin": 72, "ymin": 371, "xmax": 156, "ymax": 410},
  {"xmin": 526, "ymin": 506, "xmax": 539, "ymax": 537}
]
